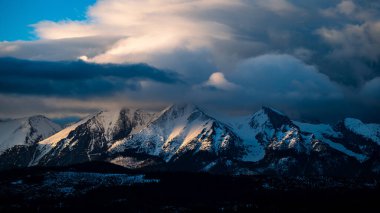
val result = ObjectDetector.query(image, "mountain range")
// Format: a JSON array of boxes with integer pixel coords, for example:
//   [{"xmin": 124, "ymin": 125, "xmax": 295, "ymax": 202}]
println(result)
[{"xmin": 0, "ymin": 104, "xmax": 379, "ymax": 176}]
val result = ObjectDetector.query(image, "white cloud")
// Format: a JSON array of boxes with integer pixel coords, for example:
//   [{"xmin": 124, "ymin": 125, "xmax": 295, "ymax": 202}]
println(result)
[
  {"xmin": 32, "ymin": 0, "xmax": 240, "ymax": 65},
  {"xmin": 78, "ymin": 55, "xmax": 89, "ymax": 62},
  {"xmin": 203, "ymin": 72, "xmax": 238, "ymax": 90},
  {"xmin": 337, "ymin": 1, "xmax": 356, "ymax": 15},
  {"xmin": 33, "ymin": 21, "xmax": 99, "ymax": 40},
  {"xmin": 321, "ymin": 0, "xmax": 356, "ymax": 18}
]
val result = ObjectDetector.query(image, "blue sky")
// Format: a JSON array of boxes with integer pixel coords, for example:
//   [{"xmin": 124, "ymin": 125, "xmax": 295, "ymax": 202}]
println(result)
[{"xmin": 0, "ymin": 0, "xmax": 95, "ymax": 41}]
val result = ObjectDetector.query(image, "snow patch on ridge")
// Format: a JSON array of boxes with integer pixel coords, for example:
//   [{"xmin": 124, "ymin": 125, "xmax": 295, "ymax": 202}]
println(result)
[
  {"xmin": 323, "ymin": 139, "xmax": 368, "ymax": 162},
  {"xmin": 295, "ymin": 121, "xmax": 368, "ymax": 162},
  {"xmin": 344, "ymin": 118, "xmax": 380, "ymax": 145}
]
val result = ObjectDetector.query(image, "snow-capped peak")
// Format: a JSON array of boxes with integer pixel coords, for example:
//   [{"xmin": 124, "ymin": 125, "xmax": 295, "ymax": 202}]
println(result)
[
  {"xmin": 344, "ymin": 118, "xmax": 380, "ymax": 145},
  {"xmin": 262, "ymin": 106, "xmax": 285, "ymax": 116},
  {"xmin": 31, "ymin": 108, "xmax": 155, "ymax": 166},
  {"xmin": 28, "ymin": 115, "xmax": 61, "ymax": 133},
  {"xmin": 225, "ymin": 106, "xmax": 293, "ymax": 163},
  {"xmin": 39, "ymin": 108, "xmax": 154, "ymax": 147},
  {"xmin": 109, "ymin": 103, "xmax": 239, "ymax": 164},
  {"xmin": 249, "ymin": 106, "xmax": 292, "ymax": 130},
  {"xmin": 0, "ymin": 115, "xmax": 62, "ymax": 153},
  {"xmin": 154, "ymin": 103, "xmax": 201, "ymax": 122}
]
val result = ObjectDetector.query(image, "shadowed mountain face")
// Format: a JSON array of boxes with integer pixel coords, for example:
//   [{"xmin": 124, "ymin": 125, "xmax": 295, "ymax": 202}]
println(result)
[{"xmin": 0, "ymin": 104, "xmax": 379, "ymax": 176}]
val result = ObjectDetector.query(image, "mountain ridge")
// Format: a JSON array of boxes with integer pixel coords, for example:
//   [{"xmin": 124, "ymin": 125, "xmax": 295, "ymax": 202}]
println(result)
[{"xmin": 0, "ymin": 104, "xmax": 379, "ymax": 176}]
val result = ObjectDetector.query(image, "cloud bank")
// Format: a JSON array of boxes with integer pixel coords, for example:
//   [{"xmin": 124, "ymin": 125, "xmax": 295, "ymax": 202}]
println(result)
[{"xmin": 0, "ymin": 58, "xmax": 179, "ymax": 97}]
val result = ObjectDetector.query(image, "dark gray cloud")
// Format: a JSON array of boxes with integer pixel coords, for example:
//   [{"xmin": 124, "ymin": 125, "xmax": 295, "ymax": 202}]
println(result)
[
  {"xmin": 227, "ymin": 54, "xmax": 342, "ymax": 99},
  {"xmin": 0, "ymin": 57, "xmax": 180, "ymax": 97}
]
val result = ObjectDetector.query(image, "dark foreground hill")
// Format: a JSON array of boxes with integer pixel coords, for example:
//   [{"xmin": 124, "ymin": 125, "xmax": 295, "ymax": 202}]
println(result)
[{"xmin": 0, "ymin": 162, "xmax": 378, "ymax": 212}]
